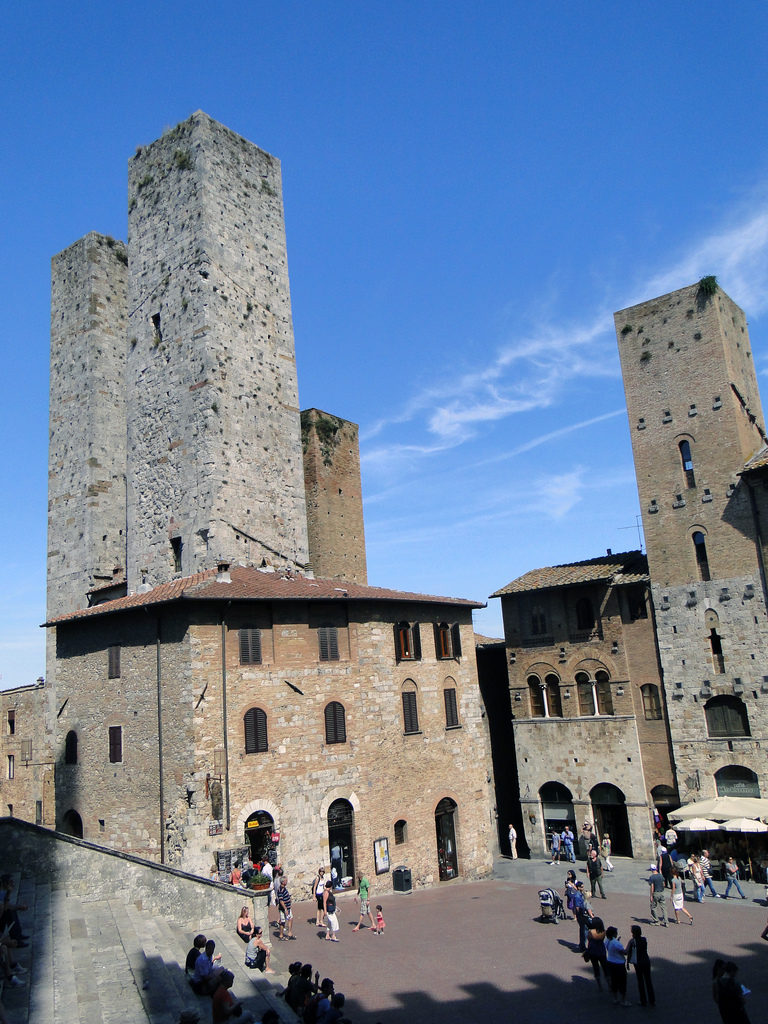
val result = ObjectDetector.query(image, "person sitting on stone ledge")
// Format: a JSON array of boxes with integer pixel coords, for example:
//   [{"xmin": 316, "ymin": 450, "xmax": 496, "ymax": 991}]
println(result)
[
  {"xmin": 211, "ymin": 971, "xmax": 255, "ymax": 1023},
  {"xmin": 236, "ymin": 906, "xmax": 254, "ymax": 943},
  {"xmin": 190, "ymin": 938, "xmax": 224, "ymax": 995},
  {"xmin": 185, "ymin": 933, "xmax": 206, "ymax": 976},
  {"xmin": 244, "ymin": 926, "xmax": 275, "ymax": 973}
]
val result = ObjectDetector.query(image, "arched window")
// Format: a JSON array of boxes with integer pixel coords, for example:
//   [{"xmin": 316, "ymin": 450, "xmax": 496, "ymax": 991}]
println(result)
[
  {"xmin": 324, "ymin": 701, "xmax": 346, "ymax": 744},
  {"xmin": 434, "ymin": 622, "xmax": 461, "ymax": 659},
  {"xmin": 244, "ymin": 707, "xmax": 268, "ymax": 753},
  {"xmin": 64, "ymin": 730, "xmax": 78, "ymax": 765},
  {"xmin": 641, "ymin": 684, "xmax": 662, "ymax": 720},
  {"xmin": 595, "ymin": 670, "xmax": 613, "ymax": 716},
  {"xmin": 546, "ymin": 673, "xmax": 562, "ymax": 717},
  {"xmin": 679, "ymin": 439, "xmax": 696, "ymax": 488},
  {"xmin": 715, "ymin": 765, "xmax": 760, "ymax": 798},
  {"xmin": 395, "ymin": 622, "xmax": 421, "ymax": 662},
  {"xmin": 401, "ymin": 681, "xmax": 420, "ymax": 734},
  {"xmin": 705, "ymin": 696, "xmax": 750, "ymax": 738},
  {"xmin": 528, "ymin": 675, "xmax": 546, "ymax": 717},
  {"xmin": 576, "ymin": 598, "xmax": 594, "ymax": 631},
  {"xmin": 394, "ymin": 819, "xmax": 407, "ymax": 845},
  {"xmin": 693, "ymin": 531, "xmax": 711, "ymax": 581},
  {"xmin": 576, "ymin": 671, "xmax": 595, "ymax": 716}
]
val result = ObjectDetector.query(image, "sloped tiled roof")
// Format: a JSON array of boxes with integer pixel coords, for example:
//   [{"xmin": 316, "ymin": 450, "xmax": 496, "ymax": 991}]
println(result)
[
  {"xmin": 490, "ymin": 550, "xmax": 648, "ymax": 597},
  {"xmin": 742, "ymin": 445, "xmax": 768, "ymax": 474},
  {"xmin": 46, "ymin": 565, "xmax": 484, "ymax": 625}
]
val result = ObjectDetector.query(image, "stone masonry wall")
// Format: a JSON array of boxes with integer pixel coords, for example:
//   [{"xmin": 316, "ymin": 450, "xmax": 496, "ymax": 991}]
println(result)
[
  {"xmin": 615, "ymin": 283, "xmax": 766, "ymax": 587},
  {"xmin": 0, "ymin": 818, "xmax": 269, "ymax": 935},
  {"xmin": 301, "ymin": 408, "xmax": 368, "ymax": 583},
  {"xmin": 53, "ymin": 599, "xmax": 494, "ymax": 892},
  {"xmin": 125, "ymin": 113, "xmax": 309, "ymax": 590},
  {"xmin": 48, "ymin": 232, "xmax": 128, "ymax": 619},
  {"xmin": 0, "ymin": 683, "xmax": 54, "ymax": 826}
]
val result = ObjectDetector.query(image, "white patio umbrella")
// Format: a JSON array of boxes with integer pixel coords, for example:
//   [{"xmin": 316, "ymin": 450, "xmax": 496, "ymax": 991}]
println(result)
[
  {"xmin": 669, "ymin": 796, "xmax": 768, "ymax": 821},
  {"xmin": 720, "ymin": 818, "xmax": 768, "ymax": 879},
  {"xmin": 675, "ymin": 818, "xmax": 722, "ymax": 831}
]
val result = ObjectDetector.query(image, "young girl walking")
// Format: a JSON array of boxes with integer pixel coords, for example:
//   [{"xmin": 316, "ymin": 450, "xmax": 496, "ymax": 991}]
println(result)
[{"xmin": 373, "ymin": 904, "xmax": 386, "ymax": 935}]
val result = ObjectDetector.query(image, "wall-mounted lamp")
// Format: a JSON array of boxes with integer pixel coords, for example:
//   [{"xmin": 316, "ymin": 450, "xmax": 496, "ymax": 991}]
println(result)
[
  {"xmin": 528, "ymin": 813, "xmax": 536, "ymax": 824},
  {"xmin": 616, "ymin": 686, "xmax": 624, "ymax": 697},
  {"xmin": 563, "ymin": 689, "xmax": 571, "ymax": 700}
]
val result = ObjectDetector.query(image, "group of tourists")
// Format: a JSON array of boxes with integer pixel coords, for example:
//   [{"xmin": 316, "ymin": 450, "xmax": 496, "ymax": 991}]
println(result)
[
  {"xmin": 185, "ymin": 934, "xmax": 266, "ymax": 1022},
  {"xmin": 311, "ymin": 869, "xmax": 385, "ymax": 941},
  {"xmin": 284, "ymin": 964, "xmax": 348, "ymax": 1023}
]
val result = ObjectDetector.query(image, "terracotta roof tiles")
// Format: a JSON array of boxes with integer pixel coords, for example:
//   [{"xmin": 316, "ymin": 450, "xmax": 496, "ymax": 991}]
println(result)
[{"xmin": 490, "ymin": 550, "xmax": 648, "ymax": 597}]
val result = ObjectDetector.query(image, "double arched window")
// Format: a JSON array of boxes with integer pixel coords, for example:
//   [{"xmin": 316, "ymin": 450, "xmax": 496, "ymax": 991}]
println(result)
[
  {"xmin": 527, "ymin": 673, "xmax": 563, "ymax": 718},
  {"xmin": 575, "ymin": 670, "xmax": 613, "ymax": 716}
]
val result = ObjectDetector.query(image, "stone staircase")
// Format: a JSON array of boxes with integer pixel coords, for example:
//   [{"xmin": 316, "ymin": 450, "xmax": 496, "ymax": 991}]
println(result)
[{"xmin": 1, "ymin": 874, "xmax": 296, "ymax": 1024}]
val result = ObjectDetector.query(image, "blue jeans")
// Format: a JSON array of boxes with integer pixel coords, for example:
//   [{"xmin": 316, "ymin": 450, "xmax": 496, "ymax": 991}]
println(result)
[
  {"xmin": 564, "ymin": 844, "xmax": 575, "ymax": 862},
  {"xmin": 704, "ymin": 877, "xmax": 719, "ymax": 897},
  {"xmin": 725, "ymin": 875, "xmax": 745, "ymax": 898}
]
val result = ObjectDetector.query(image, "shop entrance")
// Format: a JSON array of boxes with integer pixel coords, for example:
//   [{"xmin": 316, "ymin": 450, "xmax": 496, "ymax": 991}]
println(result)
[
  {"xmin": 591, "ymin": 783, "xmax": 633, "ymax": 857},
  {"xmin": 245, "ymin": 809, "xmax": 277, "ymax": 865},
  {"xmin": 435, "ymin": 797, "xmax": 458, "ymax": 880},
  {"xmin": 327, "ymin": 799, "xmax": 355, "ymax": 888}
]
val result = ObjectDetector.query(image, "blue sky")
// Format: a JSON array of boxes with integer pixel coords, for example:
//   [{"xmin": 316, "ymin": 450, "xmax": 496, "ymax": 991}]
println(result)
[{"xmin": 3, "ymin": 2, "xmax": 768, "ymax": 688}]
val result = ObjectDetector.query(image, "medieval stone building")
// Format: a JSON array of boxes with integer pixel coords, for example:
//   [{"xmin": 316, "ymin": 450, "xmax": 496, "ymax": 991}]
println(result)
[
  {"xmin": 0, "ymin": 681, "xmax": 54, "ymax": 827},
  {"xmin": 490, "ymin": 550, "xmax": 674, "ymax": 860},
  {"xmin": 615, "ymin": 280, "xmax": 768, "ymax": 808},
  {"xmin": 44, "ymin": 112, "xmax": 494, "ymax": 886}
]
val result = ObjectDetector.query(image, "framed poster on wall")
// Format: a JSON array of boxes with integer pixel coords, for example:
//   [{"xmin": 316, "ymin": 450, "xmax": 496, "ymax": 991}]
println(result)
[{"xmin": 374, "ymin": 836, "xmax": 390, "ymax": 875}]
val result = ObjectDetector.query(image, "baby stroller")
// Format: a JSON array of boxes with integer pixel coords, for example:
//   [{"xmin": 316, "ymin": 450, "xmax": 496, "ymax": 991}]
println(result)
[{"xmin": 538, "ymin": 887, "xmax": 566, "ymax": 923}]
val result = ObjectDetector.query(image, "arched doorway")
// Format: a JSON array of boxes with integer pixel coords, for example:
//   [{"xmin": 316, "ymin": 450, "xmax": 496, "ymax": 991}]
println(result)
[
  {"xmin": 590, "ymin": 783, "xmax": 632, "ymax": 857},
  {"xmin": 651, "ymin": 784, "xmax": 678, "ymax": 832},
  {"xmin": 327, "ymin": 799, "xmax": 355, "ymax": 888},
  {"xmin": 539, "ymin": 782, "xmax": 576, "ymax": 844},
  {"xmin": 61, "ymin": 809, "xmax": 83, "ymax": 838},
  {"xmin": 435, "ymin": 797, "xmax": 459, "ymax": 880},
  {"xmin": 245, "ymin": 809, "xmax": 276, "ymax": 865}
]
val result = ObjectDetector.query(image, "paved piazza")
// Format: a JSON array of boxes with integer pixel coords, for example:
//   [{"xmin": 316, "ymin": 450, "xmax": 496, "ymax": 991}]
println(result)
[{"xmin": 267, "ymin": 865, "xmax": 767, "ymax": 1024}]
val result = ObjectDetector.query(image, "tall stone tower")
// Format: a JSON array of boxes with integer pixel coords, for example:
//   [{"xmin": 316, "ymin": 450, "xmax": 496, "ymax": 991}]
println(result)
[
  {"xmin": 615, "ymin": 280, "xmax": 768, "ymax": 806},
  {"xmin": 125, "ymin": 113, "xmax": 309, "ymax": 589},
  {"xmin": 301, "ymin": 408, "xmax": 367, "ymax": 583},
  {"xmin": 48, "ymin": 232, "xmax": 128, "ymax": 620}
]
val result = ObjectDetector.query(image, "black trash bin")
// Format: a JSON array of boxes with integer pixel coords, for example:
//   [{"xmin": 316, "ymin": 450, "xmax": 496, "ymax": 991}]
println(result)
[{"xmin": 392, "ymin": 866, "xmax": 412, "ymax": 893}]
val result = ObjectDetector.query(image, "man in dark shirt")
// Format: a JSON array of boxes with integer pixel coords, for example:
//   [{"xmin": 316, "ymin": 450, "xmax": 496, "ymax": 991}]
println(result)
[
  {"xmin": 185, "ymin": 933, "xmax": 206, "ymax": 975},
  {"xmin": 647, "ymin": 865, "xmax": 667, "ymax": 926}
]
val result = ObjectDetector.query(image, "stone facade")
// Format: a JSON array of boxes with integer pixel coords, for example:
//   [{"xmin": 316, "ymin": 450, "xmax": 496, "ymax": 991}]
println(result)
[
  {"xmin": 126, "ymin": 113, "xmax": 309, "ymax": 589},
  {"xmin": 0, "ymin": 682, "xmax": 55, "ymax": 826},
  {"xmin": 490, "ymin": 552, "xmax": 673, "ymax": 860},
  {"xmin": 50, "ymin": 568, "xmax": 494, "ymax": 890},
  {"xmin": 615, "ymin": 281, "xmax": 768, "ymax": 806},
  {"xmin": 302, "ymin": 408, "xmax": 367, "ymax": 584}
]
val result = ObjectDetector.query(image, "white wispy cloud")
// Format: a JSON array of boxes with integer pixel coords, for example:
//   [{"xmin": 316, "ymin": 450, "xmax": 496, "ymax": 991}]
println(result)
[{"xmin": 362, "ymin": 196, "xmax": 768, "ymax": 466}]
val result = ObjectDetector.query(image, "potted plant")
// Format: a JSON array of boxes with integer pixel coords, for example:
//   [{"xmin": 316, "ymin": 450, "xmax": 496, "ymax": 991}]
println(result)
[{"xmin": 248, "ymin": 872, "xmax": 272, "ymax": 891}]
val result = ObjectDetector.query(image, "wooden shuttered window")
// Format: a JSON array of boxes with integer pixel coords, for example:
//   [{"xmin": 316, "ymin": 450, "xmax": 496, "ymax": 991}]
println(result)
[
  {"xmin": 402, "ymin": 690, "xmax": 420, "ymax": 734},
  {"xmin": 108, "ymin": 645, "xmax": 121, "ymax": 679},
  {"xmin": 395, "ymin": 622, "xmax": 421, "ymax": 662},
  {"xmin": 239, "ymin": 627, "xmax": 262, "ymax": 665},
  {"xmin": 324, "ymin": 701, "xmax": 347, "ymax": 744},
  {"xmin": 244, "ymin": 708, "xmax": 268, "ymax": 753},
  {"xmin": 434, "ymin": 622, "xmax": 462, "ymax": 660},
  {"xmin": 318, "ymin": 625, "xmax": 340, "ymax": 661},
  {"xmin": 444, "ymin": 687, "xmax": 459, "ymax": 728}
]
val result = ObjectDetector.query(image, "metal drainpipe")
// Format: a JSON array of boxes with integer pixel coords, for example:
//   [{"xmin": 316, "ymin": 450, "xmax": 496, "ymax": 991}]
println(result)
[
  {"xmin": 156, "ymin": 614, "xmax": 165, "ymax": 864},
  {"xmin": 221, "ymin": 614, "xmax": 231, "ymax": 832}
]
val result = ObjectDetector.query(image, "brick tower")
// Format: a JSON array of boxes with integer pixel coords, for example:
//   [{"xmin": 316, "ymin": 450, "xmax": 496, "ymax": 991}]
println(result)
[{"xmin": 615, "ymin": 280, "xmax": 768, "ymax": 805}]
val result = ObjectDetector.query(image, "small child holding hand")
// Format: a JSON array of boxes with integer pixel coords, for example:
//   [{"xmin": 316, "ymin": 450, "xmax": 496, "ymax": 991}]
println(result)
[{"xmin": 374, "ymin": 904, "xmax": 386, "ymax": 935}]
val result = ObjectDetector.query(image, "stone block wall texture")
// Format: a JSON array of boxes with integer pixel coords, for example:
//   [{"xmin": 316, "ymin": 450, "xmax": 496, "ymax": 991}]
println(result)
[
  {"xmin": 301, "ymin": 408, "xmax": 368, "ymax": 584},
  {"xmin": 125, "ymin": 112, "xmax": 309, "ymax": 590},
  {"xmin": 48, "ymin": 232, "xmax": 128, "ymax": 619},
  {"xmin": 615, "ymin": 282, "xmax": 768, "ymax": 806},
  {"xmin": 0, "ymin": 683, "xmax": 54, "ymax": 826},
  {"xmin": 53, "ymin": 599, "xmax": 494, "ymax": 892},
  {"xmin": 0, "ymin": 818, "xmax": 269, "ymax": 935}
]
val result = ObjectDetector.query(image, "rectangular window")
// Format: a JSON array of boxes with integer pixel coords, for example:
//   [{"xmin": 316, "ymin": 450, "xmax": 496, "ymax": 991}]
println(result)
[
  {"xmin": 35, "ymin": 801, "xmax": 42, "ymax": 825},
  {"xmin": 239, "ymin": 627, "xmax": 262, "ymax": 665},
  {"xmin": 318, "ymin": 625, "xmax": 340, "ymax": 661},
  {"xmin": 171, "ymin": 536, "xmax": 182, "ymax": 573},
  {"xmin": 444, "ymin": 688, "xmax": 459, "ymax": 728},
  {"xmin": 402, "ymin": 691, "xmax": 420, "ymax": 734},
  {"xmin": 7, "ymin": 755, "xmax": 14, "ymax": 780},
  {"xmin": 21, "ymin": 740, "xmax": 32, "ymax": 763},
  {"xmin": 434, "ymin": 622, "xmax": 462, "ymax": 660},
  {"xmin": 108, "ymin": 645, "xmax": 121, "ymax": 679},
  {"xmin": 109, "ymin": 726, "xmax": 123, "ymax": 764},
  {"xmin": 7, "ymin": 710, "xmax": 15, "ymax": 735}
]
